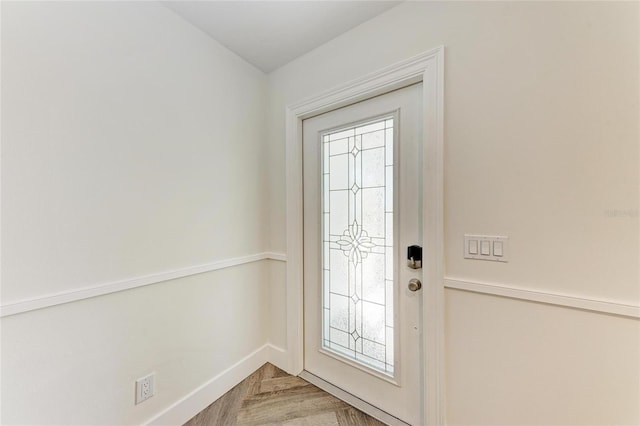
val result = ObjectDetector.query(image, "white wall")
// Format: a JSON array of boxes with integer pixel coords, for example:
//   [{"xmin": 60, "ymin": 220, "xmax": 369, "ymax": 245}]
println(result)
[
  {"xmin": 2, "ymin": 1, "xmax": 638, "ymax": 425},
  {"xmin": 266, "ymin": 2, "xmax": 640, "ymax": 424},
  {"xmin": 1, "ymin": 2, "xmax": 271, "ymax": 424},
  {"xmin": 2, "ymin": 1, "xmax": 268, "ymax": 303},
  {"xmin": 2, "ymin": 264, "xmax": 270, "ymax": 425}
]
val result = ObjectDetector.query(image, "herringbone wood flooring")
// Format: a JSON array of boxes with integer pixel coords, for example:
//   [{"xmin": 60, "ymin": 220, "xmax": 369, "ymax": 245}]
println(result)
[{"xmin": 184, "ymin": 363, "xmax": 386, "ymax": 426}]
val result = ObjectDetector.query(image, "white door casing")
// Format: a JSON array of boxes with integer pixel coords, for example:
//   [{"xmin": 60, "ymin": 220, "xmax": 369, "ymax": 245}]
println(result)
[
  {"xmin": 303, "ymin": 84, "xmax": 423, "ymax": 425},
  {"xmin": 285, "ymin": 47, "xmax": 445, "ymax": 426}
]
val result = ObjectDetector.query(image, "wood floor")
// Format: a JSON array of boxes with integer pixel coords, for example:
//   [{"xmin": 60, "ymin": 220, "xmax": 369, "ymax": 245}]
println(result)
[{"xmin": 184, "ymin": 363, "xmax": 386, "ymax": 426}]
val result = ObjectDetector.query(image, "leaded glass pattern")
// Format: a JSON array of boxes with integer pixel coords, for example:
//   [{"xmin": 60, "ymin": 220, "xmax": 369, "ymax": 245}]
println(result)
[{"xmin": 322, "ymin": 117, "xmax": 394, "ymax": 375}]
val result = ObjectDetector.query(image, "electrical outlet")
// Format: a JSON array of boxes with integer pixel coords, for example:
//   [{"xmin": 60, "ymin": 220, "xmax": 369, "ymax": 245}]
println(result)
[{"xmin": 135, "ymin": 373, "xmax": 155, "ymax": 405}]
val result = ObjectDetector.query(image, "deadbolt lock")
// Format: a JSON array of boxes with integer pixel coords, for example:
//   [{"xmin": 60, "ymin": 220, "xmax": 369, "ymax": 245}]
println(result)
[{"xmin": 407, "ymin": 245, "xmax": 422, "ymax": 269}]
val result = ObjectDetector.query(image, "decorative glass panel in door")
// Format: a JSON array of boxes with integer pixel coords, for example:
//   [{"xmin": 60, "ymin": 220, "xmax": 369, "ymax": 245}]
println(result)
[
  {"xmin": 322, "ymin": 117, "xmax": 395, "ymax": 375},
  {"xmin": 303, "ymin": 83, "xmax": 422, "ymax": 425}
]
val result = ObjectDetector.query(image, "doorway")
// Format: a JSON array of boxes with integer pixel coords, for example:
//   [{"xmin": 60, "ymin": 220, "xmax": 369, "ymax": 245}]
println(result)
[
  {"xmin": 284, "ymin": 48, "xmax": 445, "ymax": 426},
  {"xmin": 302, "ymin": 84, "xmax": 423, "ymax": 425}
]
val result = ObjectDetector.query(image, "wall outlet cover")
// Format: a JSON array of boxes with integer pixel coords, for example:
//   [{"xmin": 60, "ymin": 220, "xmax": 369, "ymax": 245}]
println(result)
[{"xmin": 135, "ymin": 373, "xmax": 155, "ymax": 405}]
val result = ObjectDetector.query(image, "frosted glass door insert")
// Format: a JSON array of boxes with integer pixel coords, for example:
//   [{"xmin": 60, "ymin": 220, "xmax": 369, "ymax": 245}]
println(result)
[
  {"xmin": 321, "ymin": 117, "xmax": 395, "ymax": 375},
  {"xmin": 303, "ymin": 83, "xmax": 422, "ymax": 425}
]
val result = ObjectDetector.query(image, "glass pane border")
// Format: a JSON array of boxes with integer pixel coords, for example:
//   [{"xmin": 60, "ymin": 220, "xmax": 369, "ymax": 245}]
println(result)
[{"xmin": 318, "ymin": 110, "xmax": 401, "ymax": 384}]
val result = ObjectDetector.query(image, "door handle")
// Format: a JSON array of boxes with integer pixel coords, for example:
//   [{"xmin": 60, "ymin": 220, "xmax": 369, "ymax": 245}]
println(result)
[{"xmin": 408, "ymin": 278, "xmax": 422, "ymax": 292}]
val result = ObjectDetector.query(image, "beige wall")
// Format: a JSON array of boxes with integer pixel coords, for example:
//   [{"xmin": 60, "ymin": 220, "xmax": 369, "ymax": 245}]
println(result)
[
  {"xmin": 1, "ymin": 2, "xmax": 271, "ymax": 424},
  {"xmin": 267, "ymin": 1, "xmax": 639, "ymax": 301},
  {"xmin": 266, "ymin": 2, "xmax": 640, "ymax": 424},
  {"xmin": 446, "ymin": 290, "xmax": 639, "ymax": 425}
]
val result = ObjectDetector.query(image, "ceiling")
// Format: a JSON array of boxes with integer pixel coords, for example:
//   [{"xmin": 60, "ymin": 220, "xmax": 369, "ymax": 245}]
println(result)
[{"xmin": 162, "ymin": 1, "xmax": 401, "ymax": 73}]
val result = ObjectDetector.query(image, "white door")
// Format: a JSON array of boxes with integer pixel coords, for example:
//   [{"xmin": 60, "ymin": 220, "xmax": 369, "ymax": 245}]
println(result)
[{"xmin": 303, "ymin": 83, "xmax": 423, "ymax": 425}]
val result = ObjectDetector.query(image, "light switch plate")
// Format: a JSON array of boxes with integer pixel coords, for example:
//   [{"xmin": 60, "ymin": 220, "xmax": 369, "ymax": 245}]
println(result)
[{"xmin": 464, "ymin": 235, "xmax": 508, "ymax": 262}]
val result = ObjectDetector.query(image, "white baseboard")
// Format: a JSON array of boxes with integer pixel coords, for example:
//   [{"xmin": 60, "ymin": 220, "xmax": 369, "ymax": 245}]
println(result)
[
  {"xmin": 147, "ymin": 344, "xmax": 272, "ymax": 426},
  {"xmin": 267, "ymin": 343, "xmax": 289, "ymax": 373}
]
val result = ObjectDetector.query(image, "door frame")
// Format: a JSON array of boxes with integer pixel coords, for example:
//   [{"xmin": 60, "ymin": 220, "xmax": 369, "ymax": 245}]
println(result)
[{"xmin": 284, "ymin": 47, "xmax": 445, "ymax": 426}]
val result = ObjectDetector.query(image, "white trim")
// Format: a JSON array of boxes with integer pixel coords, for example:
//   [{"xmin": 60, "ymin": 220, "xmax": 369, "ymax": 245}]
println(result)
[
  {"xmin": 267, "ymin": 344, "xmax": 290, "ymax": 373},
  {"xmin": 445, "ymin": 278, "xmax": 640, "ymax": 319},
  {"xmin": 285, "ymin": 104, "xmax": 306, "ymax": 376},
  {"xmin": 299, "ymin": 370, "xmax": 409, "ymax": 426},
  {"xmin": 264, "ymin": 251, "xmax": 288, "ymax": 262},
  {"xmin": 285, "ymin": 47, "xmax": 446, "ymax": 426},
  {"xmin": 146, "ymin": 344, "xmax": 272, "ymax": 426},
  {"xmin": 0, "ymin": 252, "xmax": 287, "ymax": 317},
  {"xmin": 422, "ymin": 47, "xmax": 446, "ymax": 426},
  {"xmin": 288, "ymin": 51, "xmax": 432, "ymax": 121}
]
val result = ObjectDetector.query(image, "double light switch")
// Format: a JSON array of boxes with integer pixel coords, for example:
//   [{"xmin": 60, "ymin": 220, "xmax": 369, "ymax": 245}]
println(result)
[{"xmin": 464, "ymin": 234, "xmax": 508, "ymax": 262}]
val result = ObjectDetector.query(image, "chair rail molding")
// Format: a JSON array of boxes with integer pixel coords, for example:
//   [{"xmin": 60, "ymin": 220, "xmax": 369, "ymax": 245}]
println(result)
[
  {"xmin": 0, "ymin": 252, "xmax": 287, "ymax": 317},
  {"xmin": 285, "ymin": 47, "xmax": 445, "ymax": 426},
  {"xmin": 445, "ymin": 278, "xmax": 640, "ymax": 319}
]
